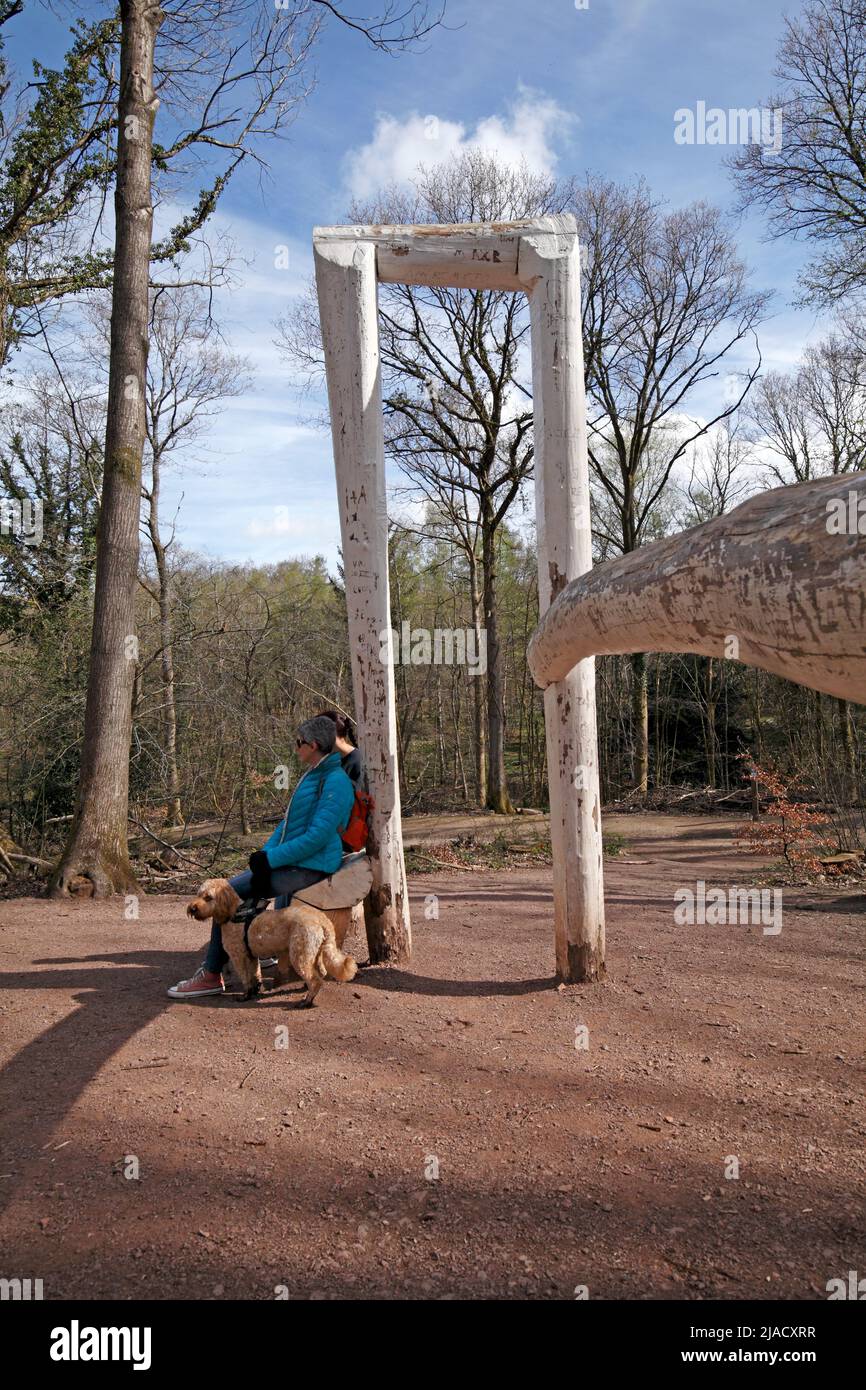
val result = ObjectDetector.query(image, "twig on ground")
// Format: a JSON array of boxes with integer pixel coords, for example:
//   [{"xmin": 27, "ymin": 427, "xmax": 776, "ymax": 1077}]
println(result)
[{"xmin": 407, "ymin": 849, "xmax": 475, "ymax": 870}]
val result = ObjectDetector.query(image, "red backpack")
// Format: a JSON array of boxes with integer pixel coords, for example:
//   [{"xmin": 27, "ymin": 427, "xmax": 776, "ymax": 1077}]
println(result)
[{"xmin": 341, "ymin": 786, "xmax": 374, "ymax": 853}]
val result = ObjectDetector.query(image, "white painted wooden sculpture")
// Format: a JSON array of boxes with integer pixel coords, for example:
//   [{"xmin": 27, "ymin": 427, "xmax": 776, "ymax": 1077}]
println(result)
[
  {"xmin": 313, "ymin": 216, "xmax": 604, "ymax": 981},
  {"xmin": 528, "ymin": 473, "xmax": 866, "ymax": 705},
  {"xmin": 295, "ymin": 852, "xmax": 372, "ymax": 951}
]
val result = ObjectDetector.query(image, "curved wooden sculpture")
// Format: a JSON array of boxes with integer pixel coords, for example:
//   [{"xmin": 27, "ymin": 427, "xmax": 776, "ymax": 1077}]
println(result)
[{"xmin": 528, "ymin": 473, "xmax": 866, "ymax": 705}]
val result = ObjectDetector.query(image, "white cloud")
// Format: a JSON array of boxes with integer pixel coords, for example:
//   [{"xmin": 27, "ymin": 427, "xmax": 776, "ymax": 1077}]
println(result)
[{"xmin": 344, "ymin": 88, "xmax": 574, "ymax": 202}]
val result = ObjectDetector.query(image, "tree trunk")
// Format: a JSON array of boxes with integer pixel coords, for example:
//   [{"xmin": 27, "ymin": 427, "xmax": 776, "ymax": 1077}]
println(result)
[
  {"xmin": 146, "ymin": 462, "xmax": 182, "ymax": 828},
  {"xmin": 631, "ymin": 651, "xmax": 649, "ymax": 795},
  {"xmin": 814, "ymin": 689, "xmax": 825, "ymax": 766},
  {"xmin": 482, "ymin": 507, "xmax": 514, "ymax": 814},
  {"xmin": 52, "ymin": 0, "xmax": 161, "ymax": 897},
  {"xmin": 0, "ymin": 279, "xmax": 9, "ymax": 373},
  {"xmin": 837, "ymin": 697, "xmax": 857, "ymax": 805},
  {"xmin": 450, "ymin": 666, "xmax": 468, "ymax": 797},
  {"xmin": 435, "ymin": 671, "xmax": 446, "ymax": 786},
  {"xmin": 653, "ymin": 656, "xmax": 663, "ymax": 789},
  {"xmin": 157, "ymin": 559, "xmax": 182, "ymax": 828},
  {"xmin": 752, "ymin": 669, "xmax": 765, "ymax": 764},
  {"xmin": 467, "ymin": 549, "xmax": 488, "ymax": 806},
  {"xmin": 705, "ymin": 657, "xmax": 717, "ymax": 789}
]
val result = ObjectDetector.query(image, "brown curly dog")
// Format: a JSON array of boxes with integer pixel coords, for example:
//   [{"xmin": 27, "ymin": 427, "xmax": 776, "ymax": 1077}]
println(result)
[{"xmin": 186, "ymin": 878, "xmax": 357, "ymax": 1006}]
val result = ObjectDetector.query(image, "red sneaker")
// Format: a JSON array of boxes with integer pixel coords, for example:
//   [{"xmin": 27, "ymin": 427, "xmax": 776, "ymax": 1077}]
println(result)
[{"xmin": 167, "ymin": 966, "xmax": 224, "ymax": 1000}]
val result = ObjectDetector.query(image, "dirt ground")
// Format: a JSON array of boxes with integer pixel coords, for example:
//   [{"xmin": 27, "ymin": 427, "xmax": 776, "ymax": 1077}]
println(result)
[{"xmin": 0, "ymin": 813, "xmax": 863, "ymax": 1301}]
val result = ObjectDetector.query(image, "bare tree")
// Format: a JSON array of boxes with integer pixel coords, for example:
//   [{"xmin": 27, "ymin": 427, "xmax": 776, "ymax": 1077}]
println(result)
[
  {"xmin": 730, "ymin": 0, "xmax": 866, "ymax": 304},
  {"xmin": 682, "ymin": 416, "xmax": 753, "ymax": 526},
  {"xmin": 140, "ymin": 286, "xmax": 250, "ymax": 828},
  {"xmin": 746, "ymin": 332, "xmax": 866, "ymax": 483},
  {"xmin": 575, "ymin": 176, "xmax": 768, "ymax": 793},
  {"xmin": 52, "ymin": 0, "xmax": 162, "ymax": 895},
  {"xmin": 744, "ymin": 368, "xmax": 814, "ymax": 484},
  {"xmin": 76, "ymin": 282, "xmax": 250, "ymax": 829},
  {"xmin": 800, "ymin": 334, "xmax": 866, "ymax": 473},
  {"xmin": 677, "ymin": 416, "xmax": 754, "ymax": 789}
]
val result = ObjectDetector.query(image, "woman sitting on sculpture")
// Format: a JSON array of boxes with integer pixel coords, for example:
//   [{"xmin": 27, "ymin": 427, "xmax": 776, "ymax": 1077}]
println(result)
[{"xmin": 168, "ymin": 714, "xmax": 356, "ymax": 1000}]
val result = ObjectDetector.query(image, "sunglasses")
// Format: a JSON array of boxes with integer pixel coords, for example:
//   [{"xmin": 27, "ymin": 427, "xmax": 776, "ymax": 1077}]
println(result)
[{"xmin": 296, "ymin": 737, "xmax": 311, "ymax": 748}]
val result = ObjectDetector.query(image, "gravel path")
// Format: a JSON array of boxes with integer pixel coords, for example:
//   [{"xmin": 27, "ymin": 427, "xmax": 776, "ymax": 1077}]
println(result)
[{"xmin": 0, "ymin": 815, "xmax": 863, "ymax": 1300}]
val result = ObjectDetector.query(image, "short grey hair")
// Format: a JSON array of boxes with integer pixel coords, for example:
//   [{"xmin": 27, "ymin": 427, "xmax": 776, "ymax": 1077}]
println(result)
[{"xmin": 297, "ymin": 715, "xmax": 336, "ymax": 754}]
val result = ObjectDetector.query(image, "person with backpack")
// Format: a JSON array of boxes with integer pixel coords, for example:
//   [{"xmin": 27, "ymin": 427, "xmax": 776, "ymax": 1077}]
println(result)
[
  {"xmin": 266, "ymin": 707, "xmax": 371, "ymax": 913},
  {"xmin": 316, "ymin": 708, "xmax": 368, "ymax": 792},
  {"xmin": 168, "ymin": 715, "xmax": 355, "ymax": 1000},
  {"xmin": 321, "ymin": 708, "xmax": 373, "ymax": 854}
]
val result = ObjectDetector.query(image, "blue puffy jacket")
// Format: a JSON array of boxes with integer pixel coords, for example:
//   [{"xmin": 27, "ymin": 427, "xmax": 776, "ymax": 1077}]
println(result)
[{"xmin": 262, "ymin": 751, "xmax": 355, "ymax": 874}]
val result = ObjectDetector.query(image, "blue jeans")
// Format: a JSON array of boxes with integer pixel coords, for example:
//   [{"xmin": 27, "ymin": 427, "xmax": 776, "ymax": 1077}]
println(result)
[{"xmin": 203, "ymin": 865, "xmax": 327, "ymax": 974}]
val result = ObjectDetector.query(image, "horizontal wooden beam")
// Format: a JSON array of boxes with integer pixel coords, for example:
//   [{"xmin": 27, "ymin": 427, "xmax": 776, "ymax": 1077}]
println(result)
[{"xmin": 312, "ymin": 216, "xmax": 578, "ymax": 291}]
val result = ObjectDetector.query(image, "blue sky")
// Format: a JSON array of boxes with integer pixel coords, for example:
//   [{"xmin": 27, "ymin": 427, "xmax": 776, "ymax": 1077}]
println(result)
[{"xmin": 8, "ymin": 0, "xmax": 833, "ymax": 568}]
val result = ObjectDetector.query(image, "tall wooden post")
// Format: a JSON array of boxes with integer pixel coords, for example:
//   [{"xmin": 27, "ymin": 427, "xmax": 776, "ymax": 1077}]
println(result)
[
  {"xmin": 520, "ymin": 230, "xmax": 606, "ymax": 982},
  {"xmin": 313, "ymin": 238, "xmax": 411, "ymax": 964}
]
